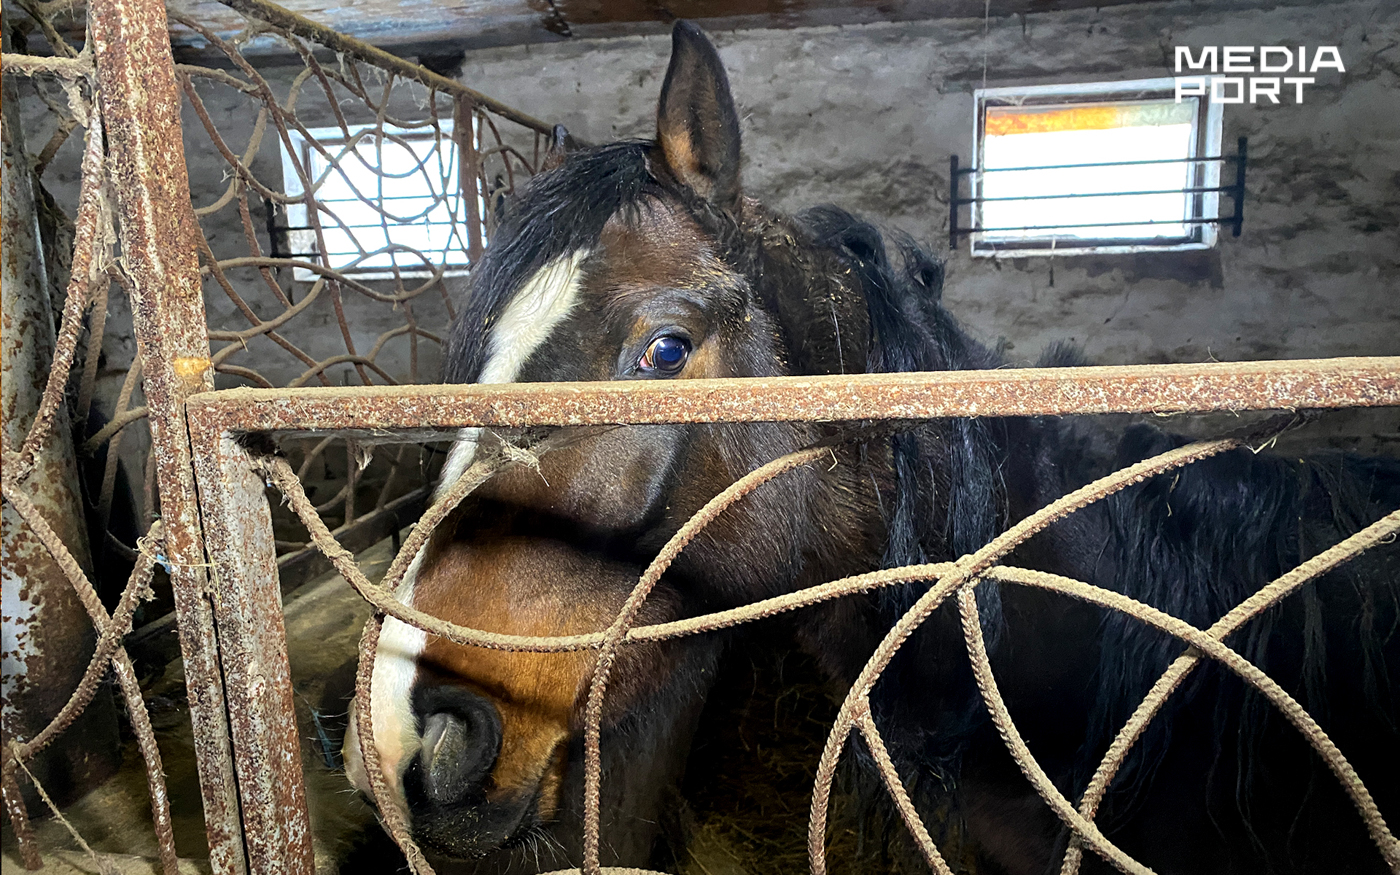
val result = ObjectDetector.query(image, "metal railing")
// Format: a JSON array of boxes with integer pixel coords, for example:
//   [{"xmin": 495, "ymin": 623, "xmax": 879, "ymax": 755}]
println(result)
[
  {"xmin": 187, "ymin": 363, "xmax": 1400, "ymax": 875},
  {"xmin": 948, "ymin": 138, "xmax": 1248, "ymax": 248}
]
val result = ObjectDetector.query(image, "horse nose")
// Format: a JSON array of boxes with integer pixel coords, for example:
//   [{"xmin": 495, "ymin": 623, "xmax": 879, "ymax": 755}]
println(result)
[{"xmin": 405, "ymin": 684, "xmax": 503, "ymax": 807}]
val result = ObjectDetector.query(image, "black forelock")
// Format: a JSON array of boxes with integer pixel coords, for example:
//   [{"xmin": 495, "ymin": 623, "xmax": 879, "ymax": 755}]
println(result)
[{"xmin": 443, "ymin": 142, "xmax": 664, "ymax": 384}]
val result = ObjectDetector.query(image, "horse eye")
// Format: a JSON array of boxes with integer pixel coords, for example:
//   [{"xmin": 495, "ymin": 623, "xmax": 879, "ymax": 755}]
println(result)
[{"xmin": 639, "ymin": 336, "xmax": 690, "ymax": 374}]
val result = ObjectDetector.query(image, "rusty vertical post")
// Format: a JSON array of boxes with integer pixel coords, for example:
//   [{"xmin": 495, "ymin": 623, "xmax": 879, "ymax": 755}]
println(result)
[
  {"xmin": 189, "ymin": 432, "xmax": 313, "ymax": 875},
  {"xmin": 2, "ymin": 28, "xmax": 120, "ymax": 828},
  {"xmin": 84, "ymin": 0, "xmax": 251, "ymax": 871},
  {"xmin": 455, "ymin": 95, "xmax": 485, "ymax": 264}
]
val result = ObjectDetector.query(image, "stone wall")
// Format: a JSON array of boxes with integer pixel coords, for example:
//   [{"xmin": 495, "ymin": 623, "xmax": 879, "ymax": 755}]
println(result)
[
  {"xmin": 455, "ymin": 0, "xmax": 1400, "ymax": 451},
  {"xmin": 22, "ymin": 0, "xmax": 1400, "ymax": 453}
]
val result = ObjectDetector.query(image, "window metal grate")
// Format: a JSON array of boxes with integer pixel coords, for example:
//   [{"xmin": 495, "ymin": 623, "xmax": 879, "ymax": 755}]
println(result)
[
  {"xmin": 950, "ymin": 137, "xmax": 1247, "ymax": 253},
  {"xmin": 955, "ymin": 79, "xmax": 1243, "ymax": 257},
  {"xmin": 277, "ymin": 122, "xmax": 481, "ymax": 280}
]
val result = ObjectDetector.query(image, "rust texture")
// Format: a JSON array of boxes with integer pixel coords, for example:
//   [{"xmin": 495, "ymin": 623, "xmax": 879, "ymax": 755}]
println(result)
[
  {"xmin": 159, "ymin": 4, "xmax": 551, "ymax": 566},
  {"xmin": 85, "ymin": 0, "xmax": 251, "ymax": 868},
  {"xmin": 188, "ymin": 434, "xmax": 313, "ymax": 875},
  {"xmin": 0, "ymin": 478, "xmax": 183, "ymax": 875},
  {"xmin": 244, "ymin": 418, "xmax": 1400, "ymax": 875},
  {"xmin": 455, "ymin": 94, "xmax": 486, "ymax": 264},
  {"xmin": 1, "ymin": 54, "xmax": 120, "ymax": 843},
  {"xmin": 10, "ymin": 0, "xmax": 1397, "ymax": 867},
  {"xmin": 8, "ymin": 0, "xmax": 555, "ymax": 868},
  {"xmin": 187, "ymin": 356, "xmax": 1400, "ymax": 434}
]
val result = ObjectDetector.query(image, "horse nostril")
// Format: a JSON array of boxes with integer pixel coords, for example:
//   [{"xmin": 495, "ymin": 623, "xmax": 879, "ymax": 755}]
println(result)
[
  {"xmin": 408, "ymin": 686, "xmax": 503, "ymax": 807},
  {"xmin": 420, "ymin": 711, "xmax": 485, "ymax": 803}
]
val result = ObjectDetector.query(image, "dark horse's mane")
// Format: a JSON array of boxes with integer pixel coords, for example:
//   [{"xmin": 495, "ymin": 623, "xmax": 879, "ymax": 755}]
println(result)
[
  {"xmin": 804, "ymin": 199, "xmax": 1400, "ymax": 835},
  {"xmin": 446, "ymin": 140, "xmax": 1400, "ymax": 860},
  {"xmin": 794, "ymin": 204, "xmax": 1016, "ymax": 780},
  {"xmin": 1094, "ymin": 434, "xmax": 1400, "ymax": 815}
]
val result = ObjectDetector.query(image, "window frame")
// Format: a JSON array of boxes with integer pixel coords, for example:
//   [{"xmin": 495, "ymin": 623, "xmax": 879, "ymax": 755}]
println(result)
[
  {"xmin": 279, "ymin": 119, "xmax": 479, "ymax": 283},
  {"xmin": 970, "ymin": 77, "xmax": 1225, "ymax": 258}
]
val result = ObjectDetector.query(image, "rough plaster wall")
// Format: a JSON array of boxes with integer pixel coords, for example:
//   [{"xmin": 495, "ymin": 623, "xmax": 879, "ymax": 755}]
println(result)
[
  {"xmin": 20, "ymin": 0, "xmax": 1399, "ymax": 454},
  {"xmin": 447, "ymin": 0, "xmax": 1399, "ymax": 449},
  {"xmin": 455, "ymin": 1, "xmax": 1397, "ymax": 358}
]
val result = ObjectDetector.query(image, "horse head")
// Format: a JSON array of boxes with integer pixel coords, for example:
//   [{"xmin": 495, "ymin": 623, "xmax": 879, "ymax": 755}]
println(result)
[{"xmin": 341, "ymin": 22, "xmax": 900, "ymax": 864}]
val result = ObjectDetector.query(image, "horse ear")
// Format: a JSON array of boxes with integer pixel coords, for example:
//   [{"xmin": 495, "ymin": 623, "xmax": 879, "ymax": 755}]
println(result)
[
  {"xmin": 540, "ymin": 124, "xmax": 576, "ymax": 172},
  {"xmin": 656, "ymin": 21, "xmax": 741, "ymax": 211}
]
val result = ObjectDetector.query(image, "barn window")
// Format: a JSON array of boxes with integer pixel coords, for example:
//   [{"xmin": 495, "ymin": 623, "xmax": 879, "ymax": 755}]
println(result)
[
  {"xmin": 279, "ymin": 121, "xmax": 479, "ymax": 281},
  {"xmin": 957, "ymin": 78, "xmax": 1230, "ymax": 257}
]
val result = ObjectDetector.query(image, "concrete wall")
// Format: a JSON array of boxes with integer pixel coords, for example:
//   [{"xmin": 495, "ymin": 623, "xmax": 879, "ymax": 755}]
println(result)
[
  {"xmin": 20, "ymin": 0, "xmax": 1400, "ymax": 453},
  {"xmin": 446, "ymin": 0, "xmax": 1399, "ymax": 449},
  {"xmin": 455, "ymin": 1, "xmax": 1398, "ymax": 362}
]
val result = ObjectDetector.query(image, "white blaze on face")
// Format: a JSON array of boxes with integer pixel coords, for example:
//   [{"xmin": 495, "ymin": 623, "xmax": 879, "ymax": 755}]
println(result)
[
  {"xmin": 345, "ymin": 249, "xmax": 590, "ymax": 805},
  {"xmin": 344, "ymin": 545, "xmax": 429, "ymax": 805},
  {"xmin": 436, "ymin": 248, "xmax": 593, "ymax": 498}
]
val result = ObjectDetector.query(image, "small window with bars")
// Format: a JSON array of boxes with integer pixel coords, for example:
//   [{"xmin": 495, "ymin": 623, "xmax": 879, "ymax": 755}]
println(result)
[
  {"xmin": 279, "ymin": 121, "xmax": 480, "ymax": 281},
  {"xmin": 952, "ymin": 78, "xmax": 1241, "ymax": 257}
]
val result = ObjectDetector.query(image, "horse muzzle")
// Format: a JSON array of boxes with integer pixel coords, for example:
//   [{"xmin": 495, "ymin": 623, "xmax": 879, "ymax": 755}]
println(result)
[
  {"xmin": 404, "ymin": 683, "xmax": 503, "ymax": 807},
  {"xmin": 346, "ymin": 681, "xmax": 560, "ymax": 860}
]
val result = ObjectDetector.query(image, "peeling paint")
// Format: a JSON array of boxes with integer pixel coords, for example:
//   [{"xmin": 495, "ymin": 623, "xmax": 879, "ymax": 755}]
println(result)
[
  {"xmin": 0, "ymin": 529, "xmax": 40, "ymax": 727},
  {"xmin": 174, "ymin": 356, "xmax": 213, "ymax": 381}
]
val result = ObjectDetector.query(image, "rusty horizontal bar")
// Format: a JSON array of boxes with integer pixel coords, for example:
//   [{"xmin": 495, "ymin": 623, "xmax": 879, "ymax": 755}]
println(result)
[
  {"xmin": 0, "ymin": 53, "xmax": 94, "ymax": 78},
  {"xmin": 186, "ymin": 357, "xmax": 1400, "ymax": 435}
]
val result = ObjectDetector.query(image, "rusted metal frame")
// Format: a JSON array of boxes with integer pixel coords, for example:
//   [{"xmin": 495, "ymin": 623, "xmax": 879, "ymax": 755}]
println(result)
[
  {"xmin": 212, "ymin": 255, "xmax": 444, "ymax": 304},
  {"xmin": 807, "ymin": 438, "xmax": 1243, "ymax": 875},
  {"xmin": 11, "ymin": 98, "xmax": 107, "ymax": 478},
  {"xmin": 235, "ymin": 186, "xmax": 293, "ymax": 309},
  {"xmin": 194, "ymin": 226, "xmax": 336, "ymax": 387},
  {"xmin": 84, "ymin": 0, "xmax": 251, "ymax": 870},
  {"xmin": 186, "ymin": 430, "xmax": 313, "ymax": 875},
  {"xmin": 454, "ymin": 96, "xmax": 485, "ymax": 267},
  {"xmin": 1, "ymin": 475, "xmax": 182, "ymax": 875},
  {"xmin": 75, "ymin": 270, "xmax": 111, "ymax": 433},
  {"xmin": 208, "ymin": 0, "xmax": 555, "ymax": 136},
  {"xmin": 185, "ymin": 359, "xmax": 1399, "ymax": 873},
  {"xmin": 186, "ymin": 357, "xmax": 1400, "ymax": 435},
  {"xmin": 1, "ymin": 757, "xmax": 41, "ymax": 869},
  {"xmin": 187, "ymin": 21, "xmax": 377, "ymax": 391},
  {"xmin": 365, "ymin": 75, "xmax": 417, "ymax": 311},
  {"xmin": 1058, "ymin": 509, "xmax": 1400, "ymax": 874},
  {"xmin": 3, "ymin": 40, "xmax": 116, "ymax": 868}
]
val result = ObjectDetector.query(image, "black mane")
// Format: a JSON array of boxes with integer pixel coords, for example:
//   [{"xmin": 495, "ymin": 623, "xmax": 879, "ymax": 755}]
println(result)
[
  {"xmin": 775, "ymin": 206, "xmax": 1400, "ymax": 839},
  {"xmin": 1088, "ymin": 432, "xmax": 1400, "ymax": 820}
]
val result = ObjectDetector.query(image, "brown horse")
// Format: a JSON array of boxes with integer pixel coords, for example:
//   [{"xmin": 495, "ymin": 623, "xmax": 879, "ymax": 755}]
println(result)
[{"xmin": 342, "ymin": 22, "xmax": 1400, "ymax": 874}]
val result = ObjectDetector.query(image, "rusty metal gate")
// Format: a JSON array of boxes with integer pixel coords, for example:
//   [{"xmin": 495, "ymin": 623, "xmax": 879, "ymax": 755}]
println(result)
[{"xmin": 2, "ymin": 0, "xmax": 1399, "ymax": 873}]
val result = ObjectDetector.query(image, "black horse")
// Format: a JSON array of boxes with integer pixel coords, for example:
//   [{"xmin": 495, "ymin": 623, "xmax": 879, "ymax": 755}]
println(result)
[{"xmin": 342, "ymin": 21, "xmax": 1400, "ymax": 874}]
